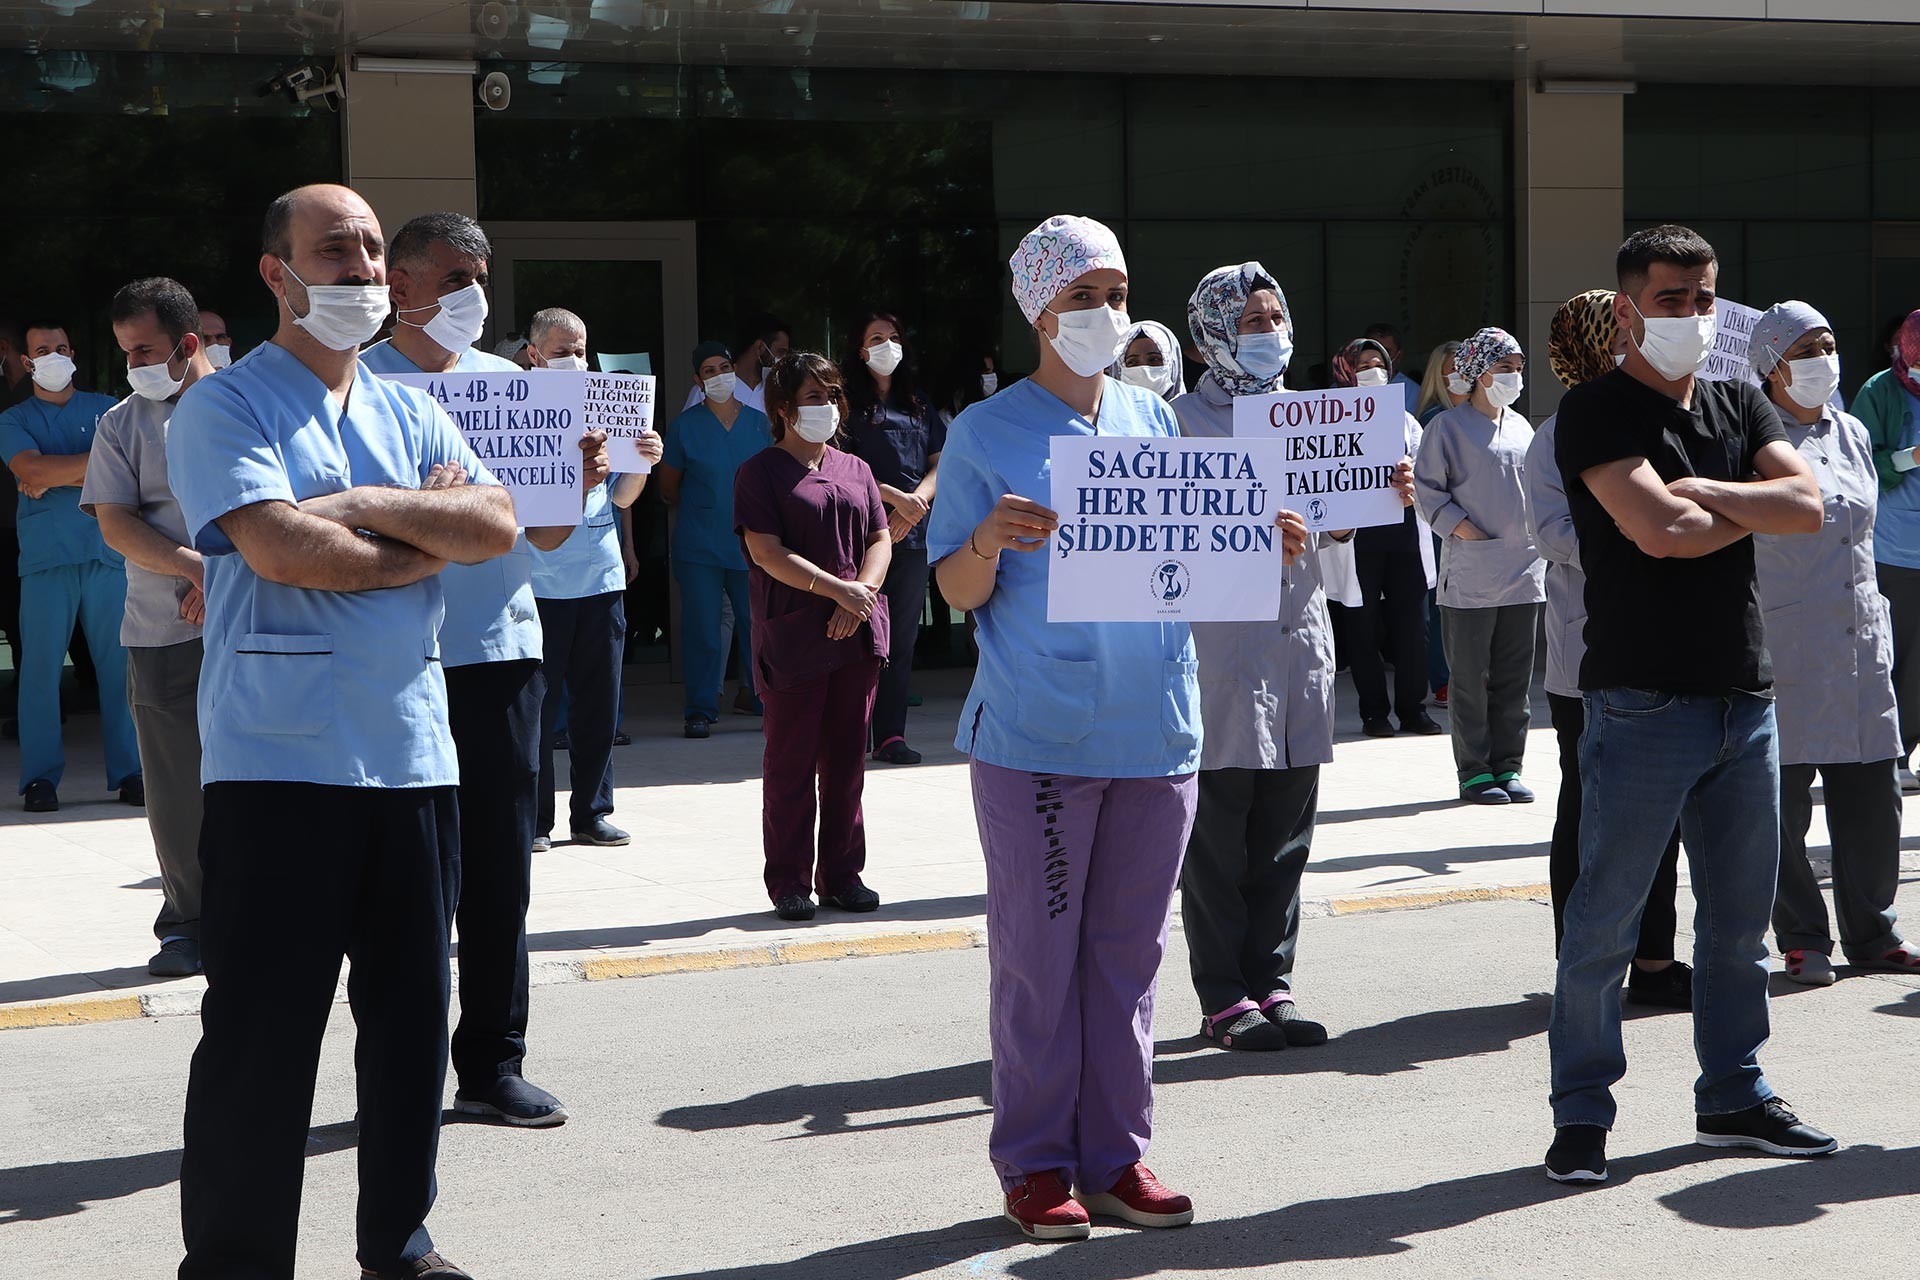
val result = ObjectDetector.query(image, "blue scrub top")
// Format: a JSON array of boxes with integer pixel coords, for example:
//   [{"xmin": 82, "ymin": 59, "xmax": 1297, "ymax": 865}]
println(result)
[
  {"xmin": 925, "ymin": 377, "xmax": 1201, "ymax": 778},
  {"xmin": 167, "ymin": 341, "xmax": 497, "ymax": 788},
  {"xmin": 361, "ymin": 340, "xmax": 543, "ymax": 667},
  {"xmin": 661, "ymin": 402, "xmax": 773, "ymax": 570},
  {"xmin": 531, "ymin": 477, "xmax": 624, "ymax": 600},
  {"xmin": 0, "ymin": 391, "xmax": 124, "ymax": 575}
]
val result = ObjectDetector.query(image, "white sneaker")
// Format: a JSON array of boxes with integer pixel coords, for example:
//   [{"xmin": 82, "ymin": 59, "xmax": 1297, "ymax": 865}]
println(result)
[
  {"xmin": 1899, "ymin": 766, "xmax": 1919, "ymax": 795},
  {"xmin": 1783, "ymin": 949, "xmax": 1836, "ymax": 986}
]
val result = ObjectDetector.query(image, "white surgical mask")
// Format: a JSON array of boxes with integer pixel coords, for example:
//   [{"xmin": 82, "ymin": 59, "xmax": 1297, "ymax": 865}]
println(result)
[
  {"xmin": 1630, "ymin": 295, "xmax": 1717, "ymax": 381},
  {"xmin": 703, "ymin": 371, "xmax": 737, "ymax": 404},
  {"xmin": 793, "ymin": 403, "xmax": 840, "ymax": 443},
  {"xmin": 1485, "ymin": 371, "xmax": 1524, "ymax": 410},
  {"xmin": 1445, "ymin": 373, "xmax": 1470, "ymax": 397},
  {"xmin": 545, "ymin": 354, "xmax": 588, "ymax": 372},
  {"xmin": 1355, "ymin": 367, "xmax": 1390, "ymax": 388},
  {"xmin": 1782, "ymin": 354, "xmax": 1841, "ymax": 410},
  {"xmin": 280, "ymin": 260, "xmax": 390, "ymax": 352},
  {"xmin": 980, "ymin": 372, "xmax": 999, "ymax": 395},
  {"xmin": 1047, "ymin": 304, "xmax": 1131, "ymax": 379},
  {"xmin": 864, "ymin": 339, "xmax": 903, "ymax": 377},
  {"xmin": 1234, "ymin": 329, "xmax": 1293, "ymax": 384},
  {"xmin": 205, "ymin": 342, "xmax": 233, "ymax": 370},
  {"xmin": 398, "ymin": 281, "xmax": 488, "ymax": 354},
  {"xmin": 29, "ymin": 352, "xmax": 75, "ymax": 393},
  {"xmin": 1120, "ymin": 363, "xmax": 1174, "ymax": 397},
  {"xmin": 126, "ymin": 342, "xmax": 185, "ymax": 401}
]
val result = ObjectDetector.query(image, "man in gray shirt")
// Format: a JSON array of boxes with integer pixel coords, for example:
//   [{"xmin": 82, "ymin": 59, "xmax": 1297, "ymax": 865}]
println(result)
[{"xmin": 81, "ymin": 278, "xmax": 215, "ymax": 978}]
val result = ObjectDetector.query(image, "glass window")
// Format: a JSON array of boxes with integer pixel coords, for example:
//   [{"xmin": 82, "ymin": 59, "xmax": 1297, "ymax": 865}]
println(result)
[{"xmin": 1626, "ymin": 85, "xmax": 1870, "ymax": 223}]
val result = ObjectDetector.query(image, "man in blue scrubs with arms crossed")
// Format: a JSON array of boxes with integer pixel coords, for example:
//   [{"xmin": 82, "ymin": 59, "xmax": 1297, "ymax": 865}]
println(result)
[
  {"xmin": 363, "ymin": 212, "xmax": 611, "ymax": 1130},
  {"xmin": 0, "ymin": 321, "xmax": 139, "ymax": 811},
  {"xmin": 169, "ymin": 184, "xmax": 519, "ymax": 1280}
]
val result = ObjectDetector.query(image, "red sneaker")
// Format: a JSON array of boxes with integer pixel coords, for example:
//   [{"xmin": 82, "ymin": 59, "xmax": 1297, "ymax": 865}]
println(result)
[
  {"xmin": 1004, "ymin": 1171, "xmax": 1091, "ymax": 1240},
  {"xmin": 1433, "ymin": 683, "xmax": 1450, "ymax": 708},
  {"xmin": 1076, "ymin": 1163, "xmax": 1194, "ymax": 1228}
]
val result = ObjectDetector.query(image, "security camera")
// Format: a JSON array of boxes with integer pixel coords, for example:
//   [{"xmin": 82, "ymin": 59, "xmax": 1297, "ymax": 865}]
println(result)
[{"xmin": 478, "ymin": 70, "xmax": 511, "ymax": 111}]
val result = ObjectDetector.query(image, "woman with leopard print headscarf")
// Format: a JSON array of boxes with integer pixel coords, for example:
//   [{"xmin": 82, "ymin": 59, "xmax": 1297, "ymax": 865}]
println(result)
[{"xmin": 1526, "ymin": 290, "xmax": 1691, "ymax": 1010}]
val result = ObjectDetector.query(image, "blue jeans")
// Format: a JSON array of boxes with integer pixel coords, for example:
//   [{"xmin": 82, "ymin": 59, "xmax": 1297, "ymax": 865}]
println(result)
[
  {"xmin": 1549, "ymin": 688, "xmax": 1780, "ymax": 1129},
  {"xmin": 674, "ymin": 560, "xmax": 753, "ymax": 721}
]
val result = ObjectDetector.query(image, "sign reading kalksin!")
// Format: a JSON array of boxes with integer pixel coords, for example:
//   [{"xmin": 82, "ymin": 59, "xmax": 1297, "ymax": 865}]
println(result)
[
  {"xmin": 387, "ymin": 370, "xmax": 587, "ymax": 527},
  {"xmin": 1047, "ymin": 435, "xmax": 1291, "ymax": 623},
  {"xmin": 579, "ymin": 371, "xmax": 656, "ymax": 474},
  {"xmin": 1231, "ymin": 386, "xmax": 1406, "ymax": 534},
  {"xmin": 1698, "ymin": 299, "xmax": 1764, "ymax": 386}
]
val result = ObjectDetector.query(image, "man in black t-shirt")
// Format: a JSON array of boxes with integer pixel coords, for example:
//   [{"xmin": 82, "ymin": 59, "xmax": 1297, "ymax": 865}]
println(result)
[{"xmin": 1544, "ymin": 226, "xmax": 1838, "ymax": 1184}]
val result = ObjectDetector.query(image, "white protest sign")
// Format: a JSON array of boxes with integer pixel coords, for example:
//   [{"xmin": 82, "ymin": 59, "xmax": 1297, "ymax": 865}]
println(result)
[
  {"xmin": 1699, "ymin": 299, "xmax": 1764, "ymax": 385},
  {"xmin": 1231, "ymin": 386, "xmax": 1405, "ymax": 533},
  {"xmin": 386, "ymin": 371, "xmax": 585, "ymax": 527},
  {"xmin": 579, "ymin": 371, "xmax": 656, "ymax": 474},
  {"xmin": 1047, "ymin": 435, "xmax": 1291, "ymax": 623}
]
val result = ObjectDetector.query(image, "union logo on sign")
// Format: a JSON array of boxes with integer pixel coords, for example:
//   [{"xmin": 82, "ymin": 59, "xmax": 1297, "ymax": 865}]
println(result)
[{"xmin": 1150, "ymin": 560, "xmax": 1192, "ymax": 603}]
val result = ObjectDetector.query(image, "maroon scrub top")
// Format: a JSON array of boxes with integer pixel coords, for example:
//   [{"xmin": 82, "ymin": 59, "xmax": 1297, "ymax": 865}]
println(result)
[{"xmin": 734, "ymin": 444, "xmax": 891, "ymax": 692}]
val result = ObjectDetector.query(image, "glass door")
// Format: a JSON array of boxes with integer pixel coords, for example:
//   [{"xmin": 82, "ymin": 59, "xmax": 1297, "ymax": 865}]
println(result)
[{"xmin": 486, "ymin": 221, "xmax": 697, "ymax": 674}]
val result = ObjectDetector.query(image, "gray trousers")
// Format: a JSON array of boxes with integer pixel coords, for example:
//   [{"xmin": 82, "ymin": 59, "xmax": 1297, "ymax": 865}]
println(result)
[
  {"xmin": 127, "ymin": 638, "xmax": 204, "ymax": 942},
  {"xmin": 1439, "ymin": 603, "xmax": 1538, "ymax": 785},
  {"xmin": 1180, "ymin": 764, "xmax": 1318, "ymax": 1016},
  {"xmin": 1877, "ymin": 561, "xmax": 1920, "ymax": 759},
  {"xmin": 1774, "ymin": 759, "xmax": 1904, "ymax": 962}
]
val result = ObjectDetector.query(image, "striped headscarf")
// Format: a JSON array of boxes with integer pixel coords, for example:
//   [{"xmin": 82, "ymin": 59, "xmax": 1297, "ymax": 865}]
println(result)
[
  {"xmin": 1186, "ymin": 261, "xmax": 1289, "ymax": 397},
  {"xmin": 1547, "ymin": 290, "xmax": 1619, "ymax": 389},
  {"xmin": 1331, "ymin": 338, "xmax": 1393, "ymax": 389},
  {"xmin": 1455, "ymin": 326, "xmax": 1523, "ymax": 389}
]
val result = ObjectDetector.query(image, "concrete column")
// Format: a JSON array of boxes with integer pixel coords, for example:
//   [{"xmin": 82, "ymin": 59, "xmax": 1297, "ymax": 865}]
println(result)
[
  {"xmin": 341, "ymin": 67, "xmax": 478, "ymax": 236},
  {"xmin": 1513, "ymin": 82, "xmax": 1624, "ymax": 418}
]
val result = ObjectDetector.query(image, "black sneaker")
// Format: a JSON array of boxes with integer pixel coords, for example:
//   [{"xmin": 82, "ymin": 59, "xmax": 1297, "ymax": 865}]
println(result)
[
  {"xmin": 1500, "ymin": 777, "xmax": 1536, "ymax": 803},
  {"xmin": 1545, "ymin": 1124, "xmax": 1609, "ymax": 1184},
  {"xmin": 148, "ymin": 937, "xmax": 202, "ymax": 977},
  {"xmin": 1401, "ymin": 713, "xmax": 1445, "ymax": 736},
  {"xmin": 774, "ymin": 894, "xmax": 816, "ymax": 922},
  {"xmin": 361, "ymin": 1251, "xmax": 474, "ymax": 1279},
  {"xmin": 1695, "ymin": 1098, "xmax": 1838, "ymax": 1157},
  {"xmin": 571, "ymin": 818, "xmax": 630, "ymax": 847},
  {"xmin": 552, "ymin": 730, "xmax": 571, "ymax": 752},
  {"xmin": 612, "ymin": 730, "xmax": 632, "ymax": 747},
  {"xmin": 1262, "ymin": 998, "xmax": 1329, "ymax": 1046},
  {"xmin": 683, "ymin": 715, "xmax": 711, "ymax": 740},
  {"xmin": 454, "ymin": 1074, "xmax": 569, "ymax": 1128},
  {"xmin": 1626, "ymin": 960, "xmax": 1693, "ymax": 1010},
  {"xmin": 1201, "ymin": 1006, "xmax": 1288, "ymax": 1051},
  {"xmin": 872, "ymin": 740, "xmax": 923, "ymax": 765},
  {"xmin": 119, "ymin": 775, "xmax": 146, "ymax": 807},
  {"xmin": 1461, "ymin": 781, "xmax": 1511, "ymax": 805},
  {"xmin": 23, "ymin": 779, "xmax": 57, "ymax": 813},
  {"xmin": 1362, "ymin": 718, "xmax": 1397, "ymax": 738},
  {"xmin": 821, "ymin": 884, "xmax": 881, "ymax": 912}
]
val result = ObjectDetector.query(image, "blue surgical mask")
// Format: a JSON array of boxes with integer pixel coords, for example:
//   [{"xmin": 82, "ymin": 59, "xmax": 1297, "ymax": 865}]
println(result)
[{"xmin": 1234, "ymin": 329, "xmax": 1293, "ymax": 382}]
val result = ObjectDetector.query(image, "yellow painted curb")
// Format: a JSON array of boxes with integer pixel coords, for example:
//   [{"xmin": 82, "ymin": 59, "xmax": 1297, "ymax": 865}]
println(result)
[
  {"xmin": 1326, "ymin": 882, "xmax": 1550, "ymax": 917},
  {"xmin": 581, "ymin": 926, "xmax": 987, "ymax": 983},
  {"xmin": 0, "ymin": 994, "xmax": 145, "ymax": 1030}
]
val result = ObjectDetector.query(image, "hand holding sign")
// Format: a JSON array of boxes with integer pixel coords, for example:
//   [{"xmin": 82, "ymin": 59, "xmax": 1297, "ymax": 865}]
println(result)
[{"xmin": 977, "ymin": 494, "xmax": 1060, "ymax": 555}]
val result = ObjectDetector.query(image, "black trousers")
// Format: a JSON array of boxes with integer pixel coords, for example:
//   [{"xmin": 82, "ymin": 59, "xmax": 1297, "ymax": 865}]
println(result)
[
  {"xmin": 1548, "ymin": 692, "xmax": 1680, "ymax": 960},
  {"xmin": 180, "ymin": 782, "xmax": 459, "ymax": 1279},
  {"xmin": 0, "ymin": 527, "xmax": 18, "ymax": 717},
  {"xmin": 1351, "ymin": 525, "xmax": 1430, "ymax": 725},
  {"xmin": 871, "ymin": 546, "xmax": 928, "ymax": 748},
  {"xmin": 1775, "ymin": 759, "xmax": 1905, "ymax": 962},
  {"xmin": 1180, "ymin": 764, "xmax": 1319, "ymax": 1015},
  {"xmin": 446, "ymin": 658, "xmax": 543, "ymax": 1087},
  {"xmin": 1878, "ymin": 561, "xmax": 1920, "ymax": 759},
  {"xmin": 536, "ymin": 591, "xmax": 624, "ymax": 835}
]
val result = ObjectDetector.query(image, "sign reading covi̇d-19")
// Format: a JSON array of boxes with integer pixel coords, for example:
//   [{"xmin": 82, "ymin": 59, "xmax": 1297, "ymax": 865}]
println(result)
[{"xmin": 1232, "ymin": 386, "xmax": 1406, "ymax": 533}]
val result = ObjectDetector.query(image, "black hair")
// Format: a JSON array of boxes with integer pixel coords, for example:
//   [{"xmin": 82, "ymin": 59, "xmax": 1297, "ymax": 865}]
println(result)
[
  {"xmin": 762, "ymin": 352, "xmax": 846, "ymax": 443},
  {"xmin": 733, "ymin": 312, "xmax": 790, "ymax": 360},
  {"xmin": 1616, "ymin": 224, "xmax": 1717, "ymax": 295},
  {"xmin": 841, "ymin": 308, "xmax": 922, "ymax": 420},
  {"xmin": 1362, "ymin": 322, "xmax": 1404, "ymax": 348},
  {"xmin": 390, "ymin": 211, "xmax": 493, "ymax": 269},
  {"xmin": 21, "ymin": 319, "xmax": 73, "ymax": 350},
  {"xmin": 262, "ymin": 190, "xmax": 299, "ymax": 259},
  {"xmin": 110, "ymin": 277, "xmax": 201, "ymax": 347}
]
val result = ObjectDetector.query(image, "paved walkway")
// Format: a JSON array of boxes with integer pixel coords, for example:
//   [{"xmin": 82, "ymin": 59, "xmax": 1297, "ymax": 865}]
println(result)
[{"xmin": 3, "ymin": 668, "xmax": 1910, "ymax": 1026}]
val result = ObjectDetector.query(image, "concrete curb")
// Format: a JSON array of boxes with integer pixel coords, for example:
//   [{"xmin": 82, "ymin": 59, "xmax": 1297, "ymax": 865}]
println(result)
[{"xmin": 0, "ymin": 884, "xmax": 1554, "ymax": 1032}]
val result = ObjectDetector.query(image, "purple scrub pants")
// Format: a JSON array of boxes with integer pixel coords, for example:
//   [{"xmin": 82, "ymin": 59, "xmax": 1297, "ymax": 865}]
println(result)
[
  {"xmin": 760, "ymin": 656, "xmax": 880, "ymax": 902},
  {"xmin": 970, "ymin": 759, "xmax": 1197, "ymax": 1193}
]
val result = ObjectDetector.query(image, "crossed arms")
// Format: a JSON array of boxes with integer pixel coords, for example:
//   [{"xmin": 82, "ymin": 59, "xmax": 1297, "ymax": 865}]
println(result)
[{"xmin": 1580, "ymin": 440, "xmax": 1821, "ymax": 560}]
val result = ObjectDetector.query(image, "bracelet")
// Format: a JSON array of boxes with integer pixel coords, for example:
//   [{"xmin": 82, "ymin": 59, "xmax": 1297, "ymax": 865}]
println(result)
[
  {"xmin": 807, "ymin": 569, "xmax": 819, "ymax": 593},
  {"xmin": 967, "ymin": 530, "xmax": 996, "ymax": 561}
]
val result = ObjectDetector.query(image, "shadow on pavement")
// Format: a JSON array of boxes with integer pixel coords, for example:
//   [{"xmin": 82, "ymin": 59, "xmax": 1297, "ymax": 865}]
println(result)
[
  {"xmin": 1308, "ymin": 841, "xmax": 1549, "ymax": 879},
  {"xmin": 1657, "ymin": 1144, "xmax": 1920, "ymax": 1227},
  {"xmin": 520, "ymin": 894, "xmax": 987, "ymax": 955},
  {"xmin": 0, "ymin": 1120, "xmax": 358, "ymax": 1225},
  {"xmin": 0, "ymin": 964, "xmax": 180, "ymax": 1006},
  {"xmin": 1316, "ymin": 796, "xmax": 1482, "ymax": 825}
]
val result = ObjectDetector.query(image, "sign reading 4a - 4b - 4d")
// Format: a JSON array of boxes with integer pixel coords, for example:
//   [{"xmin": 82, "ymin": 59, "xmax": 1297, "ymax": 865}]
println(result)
[{"xmin": 1047, "ymin": 434, "xmax": 1291, "ymax": 623}]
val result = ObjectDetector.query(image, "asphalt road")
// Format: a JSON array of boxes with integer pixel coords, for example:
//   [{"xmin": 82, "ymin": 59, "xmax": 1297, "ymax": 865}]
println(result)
[{"xmin": 7, "ymin": 891, "xmax": 1920, "ymax": 1278}]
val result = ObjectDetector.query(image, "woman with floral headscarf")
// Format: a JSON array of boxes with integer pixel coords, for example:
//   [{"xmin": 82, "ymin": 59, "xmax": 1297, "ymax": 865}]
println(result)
[
  {"xmin": 928, "ymin": 215, "xmax": 1199, "ymax": 1241},
  {"xmin": 1855, "ymin": 308, "xmax": 1920, "ymax": 791},
  {"xmin": 1169, "ymin": 264, "xmax": 1415, "ymax": 1054},
  {"xmin": 1413, "ymin": 326, "xmax": 1546, "ymax": 805},
  {"xmin": 1333, "ymin": 338, "xmax": 1440, "ymax": 739},
  {"xmin": 1527, "ymin": 290, "xmax": 1690, "ymax": 1009}
]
